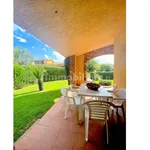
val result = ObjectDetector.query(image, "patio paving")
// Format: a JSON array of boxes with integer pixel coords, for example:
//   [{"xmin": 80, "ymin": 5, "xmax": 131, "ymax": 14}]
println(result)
[{"xmin": 14, "ymin": 96, "xmax": 126, "ymax": 150}]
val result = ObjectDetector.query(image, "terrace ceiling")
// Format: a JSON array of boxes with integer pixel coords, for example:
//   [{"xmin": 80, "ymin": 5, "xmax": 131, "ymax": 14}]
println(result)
[{"xmin": 14, "ymin": 0, "xmax": 126, "ymax": 57}]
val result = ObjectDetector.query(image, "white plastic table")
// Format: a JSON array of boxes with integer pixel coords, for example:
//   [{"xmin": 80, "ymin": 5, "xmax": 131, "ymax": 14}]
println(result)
[{"xmin": 78, "ymin": 84, "xmax": 113, "ymax": 98}]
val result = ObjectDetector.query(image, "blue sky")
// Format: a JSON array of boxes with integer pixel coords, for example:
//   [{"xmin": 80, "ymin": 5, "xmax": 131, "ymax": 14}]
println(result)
[
  {"xmin": 95, "ymin": 55, "xmax": 114, "ymax": 64},
  {"xmin": 13, "ymin": 23, "xmax": 114, "ymax": 64},
  {"xmin": 13, "ymin": 24, "xmax": 65, "ymax": 63}
]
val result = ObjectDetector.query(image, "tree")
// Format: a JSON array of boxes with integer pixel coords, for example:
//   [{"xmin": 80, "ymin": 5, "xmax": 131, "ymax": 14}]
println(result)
[
  {"xmin": 14, "ymin": 47, "xmax": 34, "ymax": 65},
  {"xmin": 33, "ymin": 66, "xmax": 45, "ymax": 91},
  {"xmin": 99, "ymin": 64, "xmax": 113, "ymax": 72},
  {"xmin": 86, "ymin": 59, "xmax": 100, "ymax": 73}
]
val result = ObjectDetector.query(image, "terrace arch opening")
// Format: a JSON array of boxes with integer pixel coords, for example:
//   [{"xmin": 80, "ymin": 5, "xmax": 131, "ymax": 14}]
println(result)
[
  {"xmin": 86, "ymin": 54, "xmax": 114, "ymax": 85},
  {"xmin": 84, "ymin": 44, "xmax": 114, "ymax": 81}
]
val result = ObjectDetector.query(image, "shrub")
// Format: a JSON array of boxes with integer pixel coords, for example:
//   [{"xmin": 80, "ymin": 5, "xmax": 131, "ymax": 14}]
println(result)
[
  {"xmin": 99, "ymin": 80, "xmax": 111, "ymax": 86},
  {"xmin": 14, "ymin": 64, "xmax": 26, "ymax": 89}
]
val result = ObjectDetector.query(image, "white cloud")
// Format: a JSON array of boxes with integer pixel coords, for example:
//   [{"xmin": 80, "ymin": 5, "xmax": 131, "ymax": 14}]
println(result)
[
  {"xmin": 32, "ymin": 46, "xmax": 34, "ymax": 48},
  {"xmin": 94, "ymin": 55, "xmax": 114, "ymax": 64},
  {"xmin": 44, "ymin": 54, "xmax": 49, "ymax": 59},
  {"xmin": 45, "ymin": 44, "xmax": 49, "ymax": 47},
  {"xmin": 42, "ymin": 48, "xmax": 46, "ymax": 51},
  {"xmin": 18, "ymin": 26, "xmax": 25, "ymax": 32},
  {"xmin": 53, "ymin": 51, "xmax": 65, "ymax": 63},
  {"xmin": 14, "ymin": 35, "xmax": 27, "ymax": 43}
]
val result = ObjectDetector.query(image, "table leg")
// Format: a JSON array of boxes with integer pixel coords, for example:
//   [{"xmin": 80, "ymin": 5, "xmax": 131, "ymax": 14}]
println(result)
[{"xmin": 77, "ymin": 105, "xmax": 85, "ymax": 124}]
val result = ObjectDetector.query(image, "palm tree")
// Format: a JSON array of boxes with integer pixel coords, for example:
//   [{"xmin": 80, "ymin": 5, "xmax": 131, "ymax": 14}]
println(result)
[{"xmin": 33, "ymin": 66, "xmax": 45, "ymax": 91}]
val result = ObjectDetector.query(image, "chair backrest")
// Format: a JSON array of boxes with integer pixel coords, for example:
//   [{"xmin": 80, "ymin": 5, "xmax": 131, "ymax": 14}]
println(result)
[
  {"xmin": 61, "ymin": 87, "xmax": 77, "ymax": 105},
  {"xmin": 113, "ymin": 84, "xmax": 118, "ymax": 91},
  {"xmin": 118, "ymin": 88, "xmax": 126, "ymax": 99},
  {"xmin": 83, "ymin": 100, "xmax": 111, "ymax": 121},
  {"xmin": 61, "ymin": 87, "xmax": 68, "ymax": 97}
]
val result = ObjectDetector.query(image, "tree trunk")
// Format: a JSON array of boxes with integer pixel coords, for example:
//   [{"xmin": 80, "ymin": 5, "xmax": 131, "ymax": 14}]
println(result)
[{"xmin": 38, "ymin": 79, "xmax": 43, "ymax": 91}]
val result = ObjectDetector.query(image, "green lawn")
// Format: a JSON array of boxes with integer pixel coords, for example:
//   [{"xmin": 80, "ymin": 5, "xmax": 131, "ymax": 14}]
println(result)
[{"xmin": 14, "ymin": 80, "xmax": 68, "ymax": 142}]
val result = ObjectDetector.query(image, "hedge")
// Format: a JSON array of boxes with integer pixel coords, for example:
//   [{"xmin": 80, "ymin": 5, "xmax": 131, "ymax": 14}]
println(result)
[
  {"xmin": 97, "ymin": 71, "xmax": 113, "ymax": 80},
  {"xmin": 43, "ymin": 66, "xmax": 67, "ymax": 82},
  {"xmin": 14, "ymin": 64, "xmax": 26, "ymax": 89},
  {"xmin": 24, "ymin": 65, "xmax": 37, "ymax": 84},
  {"xmin": 14, "ymin": 65, "xmax": 67, "ymax": 89},
  {"xmin": 99, "ymin": 80, "xmax": 111, "ymax": 86}
]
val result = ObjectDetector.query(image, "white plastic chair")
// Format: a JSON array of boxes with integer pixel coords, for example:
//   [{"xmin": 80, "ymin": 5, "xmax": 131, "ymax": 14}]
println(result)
[
  {"xmin": 69, "ymin": 84, "xmax": 80, "ymax": 93},
  {"xmin": 111, "ymin": 84, "xmax": 118, "ymax": 92},
  {"xmin": 101, "ymin": 84, "xmax": 118, "ymax": 107},
  {"xmin": 83, "ymin": 100, "xmax": 115, "ymax": 144},
  {"xmin": 61, "ymin": 87, "xmax": 84, "ymax": 122},
  {"xmin": 105, "ymin": 84, "xmax": 118, "ymax": 93},
  {"xmin": 111, "ymin": 88, "xmax": 126, "ymax": 121}
]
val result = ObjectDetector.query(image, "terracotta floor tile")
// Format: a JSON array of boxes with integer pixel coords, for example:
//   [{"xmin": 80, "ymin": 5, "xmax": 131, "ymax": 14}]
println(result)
[
  {"xmin": 38, "ymin": 116, "xmax": 64, "ymax": 128},
  {"xmin": 54, "ymin": 130, "xmax": 74, "ymax": 149},
  {"xmin": 32, "ymin": 141, "xmax": 53, "ymax": 150},
  {"xmin": 66, "ymin": 110, "xmax": 77, "ymax": 122},
  {"xmin": 45, "ymin": 103, "xmax": 62, "ymax": 116},
  {"xmin": 61, "ymin": 119, "xmax": 74, "ymax": 132},
  {"xmin": 14, "ymin": 97, "xmax": 125, "ymax": 150},
  {"xmin": 56, "ymin": 97, "xmax": 66, "ymax": 105},
  {"xmin": 52, "ymin": 146, "xmax": 72, "ymax": 150},
  {"xmin": 39, "ymin": 126, "xmax": 60, "ymax": 145},
  {"xmin": 86, "ymin": 142, "xmax": 100, "ymax": 150},
  {"xmin": 38, "ymin": 115, "xmax": 64, "ymax": 128},
  {"xmin": 73, "ymin": 133, "xmax": 86, "ymax": 149},
  {"xmin": 38, "ymin": 115, "xmax": 53, "ymax": 127},
  {"xmin": 15, "ymin": 136, "xmax": 36, "ymax": 150},
  {"xmin": 25, "ymin": 124, "xmax": 45, "ymax": 140},
  {"xmin": 73, "ymin": 123, "xmax": 85, "ymax": 134},
  {"xmin": 74, "ymin": 148, "xmax": 86, "ymax": 150},
  {"xmin": 55, "ymin": 107, "xmax": 66, "ymax": 118}
]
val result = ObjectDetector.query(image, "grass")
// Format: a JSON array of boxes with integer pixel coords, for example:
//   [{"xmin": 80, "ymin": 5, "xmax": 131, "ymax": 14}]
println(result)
[{"xmin": 14, "ymin": 80, "xmax": 68, "ymax": 142}]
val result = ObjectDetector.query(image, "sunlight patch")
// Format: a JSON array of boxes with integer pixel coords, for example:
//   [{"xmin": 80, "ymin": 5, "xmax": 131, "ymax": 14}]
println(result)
[{"xmin": 54, "ymin": 98, "xmax": 60, "ymax": 103}]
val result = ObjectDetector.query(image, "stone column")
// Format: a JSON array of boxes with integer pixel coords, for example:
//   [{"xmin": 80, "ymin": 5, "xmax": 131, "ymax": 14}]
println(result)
[{"xmin": 64, "ymin": 55, "xmax": 75, "ymax": 85}]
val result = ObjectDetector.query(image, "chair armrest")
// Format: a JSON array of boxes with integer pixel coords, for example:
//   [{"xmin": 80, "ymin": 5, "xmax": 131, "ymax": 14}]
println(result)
[
  {"xmin": 113, "ymin": 90, "xmax": 119, "ymax": 93},
  {"xmin": 63, "ymin": 95, "xmax": 76, "ymax": 105}
]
